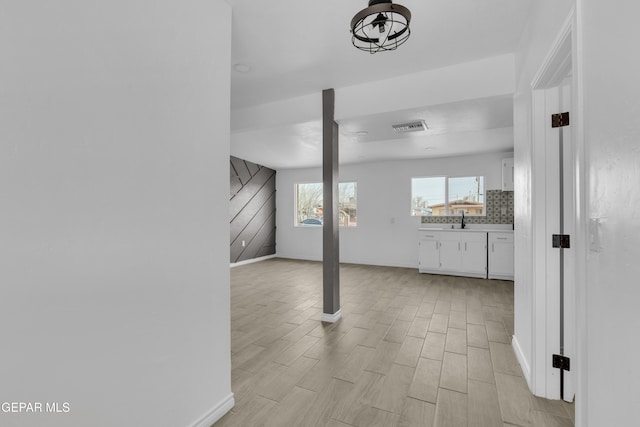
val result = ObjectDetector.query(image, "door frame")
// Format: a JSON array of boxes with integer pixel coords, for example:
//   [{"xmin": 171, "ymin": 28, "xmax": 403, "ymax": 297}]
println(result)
[{"xmin": 529, "ymin": 8, "xmax": 583, "ymax": 403}]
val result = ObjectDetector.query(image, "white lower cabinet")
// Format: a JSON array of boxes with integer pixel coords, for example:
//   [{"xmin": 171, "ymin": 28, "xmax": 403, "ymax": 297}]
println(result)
[
  {"xmin": 460, "ymin": 232, "xmax": 489, "ymax": 276},
  {"xmin": 418, "ymin": 231, "xmax": 440, "ymax": 270},
  {"xmin": 439, "ymin": 233, "xmax": 462, "ymax": 272},
  {"xmin": 488, "ymin": 232, "xmax": 514, "ymax": 280},
  {"xmin": 418, "ymin": 230, "xmax": 488, "ymax": 279}
]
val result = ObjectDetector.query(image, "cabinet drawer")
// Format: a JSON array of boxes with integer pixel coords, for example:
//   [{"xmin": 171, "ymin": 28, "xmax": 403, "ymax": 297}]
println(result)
[
  {"xmin": 419, "ymin": 231, "xmax": 439, "ymax": 240},
  {"xmin": 462, "ymin": 232, "xmax": 488, "ymax": 242},
  {"xmin": 489, "ymin": 232, "xmax": 513, "ymax": 243}
]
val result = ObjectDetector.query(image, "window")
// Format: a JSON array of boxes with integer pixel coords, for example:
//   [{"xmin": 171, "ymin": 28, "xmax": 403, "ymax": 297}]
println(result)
[
  {"xmin": 295, "ymin": 182, "xmax": 357, "ymax": 227},
  {"xmin": 411, "ymin": 176, "xmax": 485, "ymax": 216},
  {"xmin": 411, "ymin": 177, "xmax": 445, "ymax": 216},
  {"xmin": 296, "ymin": 183, "xmax": 323, "ymax": 225},
  {"xmin": 448, "ymin": 176, "xmax": 485, "ymax": 216}
]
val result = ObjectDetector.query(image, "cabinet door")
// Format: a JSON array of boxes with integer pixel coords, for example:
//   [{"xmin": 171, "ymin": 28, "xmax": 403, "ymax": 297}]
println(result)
[
  {"xmin": 502, "ymin": 158, "xmax": 514, "ymax": 191},
  {"xmin": 461, "ymin": 235, "xmax": 487, "ymax": 275},
  {"xmin": 439, "ymin": 236, "xmax": 461, "ymax": 271},
  {"xmin": 489, "ymin": 234, "xmax": 514, "ymax": 277},
  {"xmin": 419, "ymin": 239, "xmax": 440, "ymax": 270}
]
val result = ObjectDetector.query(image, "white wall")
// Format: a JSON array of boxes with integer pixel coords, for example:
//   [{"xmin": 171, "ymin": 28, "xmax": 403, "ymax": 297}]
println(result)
[
  {"xmin": 277, "ymin": 152, "xmax": 508, "ymax": 267},
  {"xmin": 0, "ymin": 2, "xmax": 232, "ymax": 427},
  {"xmin": 511, "ymin": 0, "xmax": 574, "ymax": 397},
  {"xmin": 580, "ymin": 1, "xmax": 640, "ymax": 425}
]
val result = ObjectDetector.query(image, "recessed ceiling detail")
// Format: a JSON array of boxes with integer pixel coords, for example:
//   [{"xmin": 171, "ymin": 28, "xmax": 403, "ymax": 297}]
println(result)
[{"xmin": 232, "ymin": 96, "xmax": 515, "ymax": 169}]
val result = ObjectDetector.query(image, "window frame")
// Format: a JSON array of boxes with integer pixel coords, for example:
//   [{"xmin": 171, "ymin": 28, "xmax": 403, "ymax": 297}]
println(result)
[
  {"xmin": 411, "ymin": 175, "xmax": 486, "ymax": 217},
  {"xmin": 294, "ymin": 181, "xmax": 358, "ymax": 228}
]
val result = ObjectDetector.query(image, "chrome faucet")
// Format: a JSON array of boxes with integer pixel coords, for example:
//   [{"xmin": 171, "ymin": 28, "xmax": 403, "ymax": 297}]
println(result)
[{"xmin": 461, "ymin": 211, "xmax": 466, "ymax": 229}]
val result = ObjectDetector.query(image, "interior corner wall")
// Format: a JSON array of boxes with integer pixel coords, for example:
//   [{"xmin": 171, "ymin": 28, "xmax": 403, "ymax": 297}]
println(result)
[
  {"xmin": 230, "ymin": 156, "xmax": 276, "ymax": 263},
  {"xmin": 276, "ymin": 152, "xmax": 508, "ymax": 267},
  {"xmin": 580, "ymin": 1, "xmax": 640, "ymax": 426},
  {"xmin": 511, "ymin": 0, "xmax": 574, "ymax": 395},
  {"xmin": 0, "ymin": 2, "xmax": 232, "ymax": 427}
]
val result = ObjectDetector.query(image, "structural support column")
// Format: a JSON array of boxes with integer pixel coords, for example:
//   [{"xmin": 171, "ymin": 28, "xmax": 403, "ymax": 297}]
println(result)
[{"xmin": 322, "ymin": 88, "xmax": 341, "ymax": 323}]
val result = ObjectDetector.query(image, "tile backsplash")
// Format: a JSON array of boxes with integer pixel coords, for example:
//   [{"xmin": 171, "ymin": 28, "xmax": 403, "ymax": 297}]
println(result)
[{"xmin": 421, "ymin": 190, "xmax": 514, "ymax": 225}]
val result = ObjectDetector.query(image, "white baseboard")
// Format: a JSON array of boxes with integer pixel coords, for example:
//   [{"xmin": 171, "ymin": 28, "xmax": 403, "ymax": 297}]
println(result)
[
  {"xmin": 488, "ymin": 273, "xmax": 515, "ymax": 281},
  {"xmin": 321, "ymin": 309, "xmax": 342, "ymax": 323},
  {"xmin": 512, "ymin": 335, "xmax": 532, "ymax": 390},
  {"xmin": 276, "ymin": 253, "xmax": 322, "ymax": 262},
  {"xmin": 275, "ymin": 254, "xmax": 415, "ymax": 269},
  {"xmin": 345, "ymin": 258, "xmax": 416, "ymax": 269},
  {"xmin": 230, "ymin": 254, "xmax": 276, "ymax": 268},
  {"xmin": 189, "ymin": 393, "xmax": 234, "ymax": 427}
]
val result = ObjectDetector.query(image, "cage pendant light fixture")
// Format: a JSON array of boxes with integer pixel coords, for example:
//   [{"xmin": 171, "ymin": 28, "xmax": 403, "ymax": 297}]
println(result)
[{"xmin": 351, "ymin": 0, "xmax": 411, "ymax": 53}]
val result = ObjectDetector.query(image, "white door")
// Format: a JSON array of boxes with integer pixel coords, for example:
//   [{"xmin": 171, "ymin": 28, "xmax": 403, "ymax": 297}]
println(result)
[{"xmin": 532, "ymin": 77, "xmax": 575, "ymax": 402}]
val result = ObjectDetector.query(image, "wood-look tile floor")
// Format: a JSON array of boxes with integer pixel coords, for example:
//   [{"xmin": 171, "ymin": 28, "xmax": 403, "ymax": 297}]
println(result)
[{"xmin": 215, "ymin": 258, "xmax": 574, "ymax": 427}]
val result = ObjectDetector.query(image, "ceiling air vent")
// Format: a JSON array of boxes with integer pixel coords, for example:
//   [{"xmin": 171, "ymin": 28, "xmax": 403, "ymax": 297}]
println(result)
[{"xmin": 392, "ymin": 120, "xmax": 428, "ymax": 133}]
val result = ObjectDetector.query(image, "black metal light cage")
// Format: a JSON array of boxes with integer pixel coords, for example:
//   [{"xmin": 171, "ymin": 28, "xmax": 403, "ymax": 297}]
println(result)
[{"xmin": 351, "ymin": 0, "xmax": 411, "ymax": 53}]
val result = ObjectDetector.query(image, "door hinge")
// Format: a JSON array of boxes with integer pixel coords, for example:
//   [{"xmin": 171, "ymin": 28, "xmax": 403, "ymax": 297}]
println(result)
[
  {"xmin": 551, "ymin": 112, "xmax": 570, "ymax": 128},
  {"xmin": 552, "ymin": 354, "xmax": 571, "ymax": 371},
  {"xmin": 552, "ymin": 234, "xmax": 571, "ymax": 248}
]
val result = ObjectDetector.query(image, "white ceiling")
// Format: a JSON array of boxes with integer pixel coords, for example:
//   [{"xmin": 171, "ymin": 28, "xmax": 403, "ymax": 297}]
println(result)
[
  {"xmin": 227, "ymin": 0, "xmax": 532, "ymax": 169},
  {"xmin": 232, "ymin": 95, "xmax": 515, "ymax": 169}
]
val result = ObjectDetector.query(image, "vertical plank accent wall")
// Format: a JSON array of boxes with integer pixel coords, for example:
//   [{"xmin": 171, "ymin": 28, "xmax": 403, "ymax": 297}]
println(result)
[{"xmin": 230, "ymin": 156, "xmax": 276, "ymax": 263}]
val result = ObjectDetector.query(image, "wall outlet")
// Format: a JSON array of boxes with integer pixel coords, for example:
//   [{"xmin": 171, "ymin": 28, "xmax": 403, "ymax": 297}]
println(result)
[{"xmin": 501, "ymin": 207, "xmax": 507, "ymax": 215}]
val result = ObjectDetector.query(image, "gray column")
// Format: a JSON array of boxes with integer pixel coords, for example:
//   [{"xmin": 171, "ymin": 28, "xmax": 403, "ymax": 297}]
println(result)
[{"xmin": 322, "ymin": 89, "xmax": 341, "ymax": 323}]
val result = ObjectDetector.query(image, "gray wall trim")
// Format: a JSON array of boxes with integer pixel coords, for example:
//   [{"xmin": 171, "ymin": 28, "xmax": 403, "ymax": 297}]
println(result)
[{"xmin": 230, "ymin": 156, "xmax": 276, "ymax": 263}]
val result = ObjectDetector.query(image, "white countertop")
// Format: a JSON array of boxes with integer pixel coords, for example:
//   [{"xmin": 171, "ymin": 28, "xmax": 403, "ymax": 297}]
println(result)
[{"xmin": 419, "ymin": 225, "xmax": 514, "ymax": 233}]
